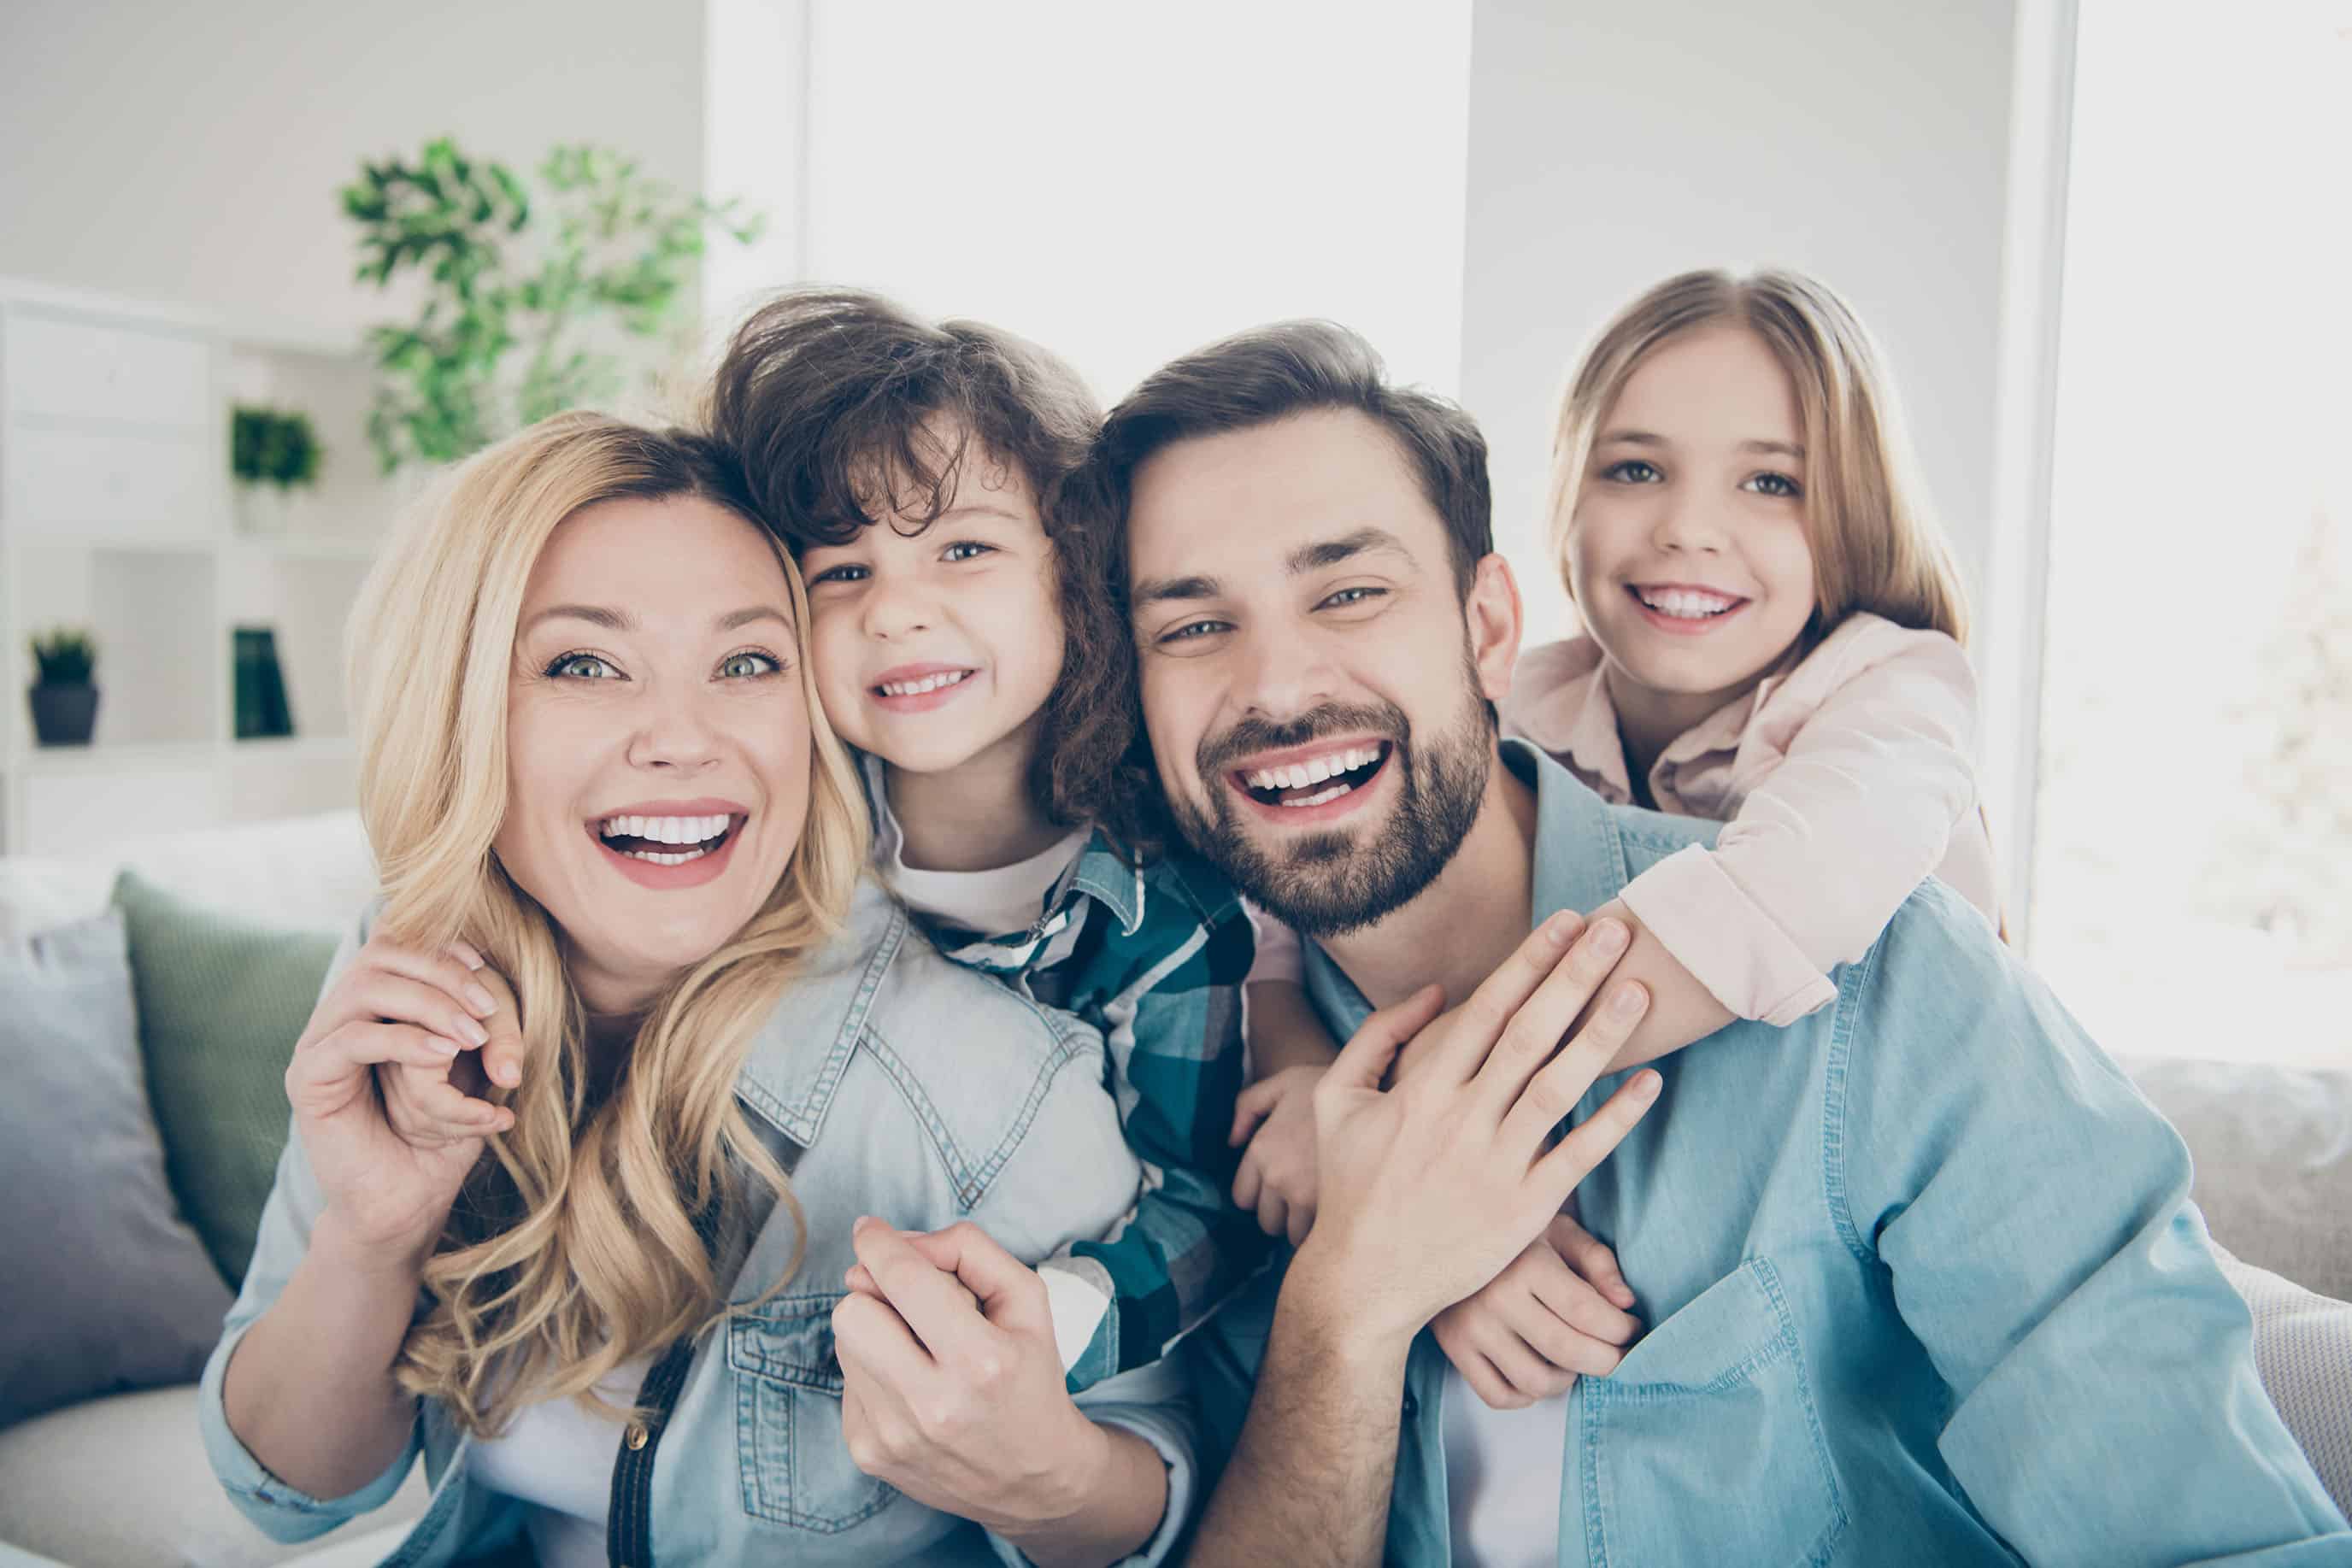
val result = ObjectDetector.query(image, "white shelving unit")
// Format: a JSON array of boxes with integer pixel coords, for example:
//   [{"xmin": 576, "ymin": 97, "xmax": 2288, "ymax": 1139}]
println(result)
[{"xmin": 0, "ymin": 278, "xmax": 402, "ymax": 855}]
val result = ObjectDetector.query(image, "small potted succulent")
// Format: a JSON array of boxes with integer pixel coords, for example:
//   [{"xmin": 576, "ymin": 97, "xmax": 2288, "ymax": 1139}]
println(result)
[
  {"xmin": 231, "ymin": 405, "xmax": 324, "ymax": 534},
  {"xmin": 27, "ymin": 626, "xmax": 99, "ymax": 746}
]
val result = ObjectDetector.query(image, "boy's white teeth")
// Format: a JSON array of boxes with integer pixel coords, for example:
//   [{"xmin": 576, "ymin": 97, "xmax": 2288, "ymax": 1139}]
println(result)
[
  {"xmin": 1637, "ymin": 587, "xmax": 1737, "ymax": 619},
  {"xmin": 599, "ymin": 813, "xmax": 732, "ymax": 844},
  {"xmin": 879, "ymin": 670, "xmax": 972, "ymax": 696},
  {"xmin": 1243, "ymin": 743, "xmax": 1383, "ymax": 792}
]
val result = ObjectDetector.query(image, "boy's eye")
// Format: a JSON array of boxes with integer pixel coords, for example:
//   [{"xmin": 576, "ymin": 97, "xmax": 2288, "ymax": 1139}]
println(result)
[
  {"xmin": 942, "ymin": 541, "xmax": 996, "ymax": 564},
  {"xmin": 807, "ymin": 563, "xmax": 868, "ymax": 586},
  {"xmin": 719, "ymin": 650, "xmax": 783, "ymax": 679},
  {"xmin": 548, "ymin": 652, "xmax": 621, "ymax": 680},
  {"xmin": 1744, "ymin": 472, "xmax": 1803, "ymax": 499},
  {"xmin": 1602, "ymin": 459, "xmax": 1663, "ymax": 484}
]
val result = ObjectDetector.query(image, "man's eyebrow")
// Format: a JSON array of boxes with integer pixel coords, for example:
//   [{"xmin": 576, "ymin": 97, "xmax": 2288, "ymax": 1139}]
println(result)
[
  {"xmin": 1131, "ymin": 573, "xmax": 1222, "ymax": 611},
  {"xmin": 1287, "ymin": 526, "xmax": 1412, "ymax": 576}
]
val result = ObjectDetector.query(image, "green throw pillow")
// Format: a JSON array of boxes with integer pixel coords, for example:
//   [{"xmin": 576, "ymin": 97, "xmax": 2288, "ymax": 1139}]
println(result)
[{"xmin": 111, "ymin": 870, "xmax": 338, "ymax": 1289}]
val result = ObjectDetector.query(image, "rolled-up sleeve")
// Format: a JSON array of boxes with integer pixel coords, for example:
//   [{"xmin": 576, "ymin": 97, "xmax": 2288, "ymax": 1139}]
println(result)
[
  {"xmin": 985, "ymin": 1356, "xmax": 1202, "ymax": 1567},
  {"xmin": 1621, "ymin": 630, "xmax": 1983, "ymax": 1025}
]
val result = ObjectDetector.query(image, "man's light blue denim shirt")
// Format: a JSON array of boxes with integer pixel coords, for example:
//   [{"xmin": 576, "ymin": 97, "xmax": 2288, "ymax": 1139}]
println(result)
[
  {"xmin": 1190, "ymin": 740, "xmax": 2349, "ymax": 1565},
  {"xmin": 197, "ymin": 878, "xmax": 1200, "ymax": 1567}
]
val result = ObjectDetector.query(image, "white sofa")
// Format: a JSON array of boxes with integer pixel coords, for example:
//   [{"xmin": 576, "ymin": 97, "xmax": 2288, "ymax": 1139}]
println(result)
[{"xmin": 1, "ymin": 813, "xmax": 2345, "ymax": 1565}]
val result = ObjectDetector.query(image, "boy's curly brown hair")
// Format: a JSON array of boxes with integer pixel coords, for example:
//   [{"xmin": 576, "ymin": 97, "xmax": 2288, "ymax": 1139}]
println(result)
[{"xmin": 704, "ymin": 287, "xmax": 1162, "ymax": 853}]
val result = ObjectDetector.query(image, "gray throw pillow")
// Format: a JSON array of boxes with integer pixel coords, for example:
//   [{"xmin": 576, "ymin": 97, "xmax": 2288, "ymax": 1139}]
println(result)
[
  {"xmin": 0, "ymin": 910, "xmax": 233, "ymax": 1426},
  {"xmin": 2218, "ymin": 1244, "xmax": 2352, "ymax": 1526}
]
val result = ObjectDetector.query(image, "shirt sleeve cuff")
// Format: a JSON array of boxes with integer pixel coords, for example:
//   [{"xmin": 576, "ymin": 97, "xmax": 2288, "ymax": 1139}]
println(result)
[
  {"xmin": 988, "ymin": 1360, "xmax": 1200, "ymax": 1568},
  {"xmin": 197, "ymin": 1317, "xmax": 420, "ymax": 1543},
  {"xmin": 1618, "ymin": 844, "xmax": 1839, "ymax": 1027},
  {"xmin": 1038, "ymin": 1254, "xmax": 1117, "ymax": 1373},
  {"xmin": 1241, "ymin": 902, "xmax": 1304, "ymax": 987}
]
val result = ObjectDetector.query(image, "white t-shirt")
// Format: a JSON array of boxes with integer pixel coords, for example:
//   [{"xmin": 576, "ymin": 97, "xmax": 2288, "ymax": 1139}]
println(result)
[
  {"xmin": 467, "ymin": 1357, "xmax": 651, "ymax": 1568},
  {"xmin": 868, "ymin": 761, "xmax": 1091, "ymax": 941},
  {"xmin": 1441, "ymin": 1371, "xmax": 1570, "ymax": 1565}
]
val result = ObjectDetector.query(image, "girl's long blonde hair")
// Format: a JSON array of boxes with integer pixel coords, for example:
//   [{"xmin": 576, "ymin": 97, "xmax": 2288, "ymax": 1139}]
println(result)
[
  {"xmin": 346, "ymin": 410, "xmax": 868, "ymax": 1435},
  {"xmin": 1547, "ymin": 268, "xmax": 1971, "ymax": 647}
]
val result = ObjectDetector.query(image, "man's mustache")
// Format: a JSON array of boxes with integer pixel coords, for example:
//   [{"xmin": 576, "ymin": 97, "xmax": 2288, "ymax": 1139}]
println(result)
[{"xmin": 1197, "ymin": 702, "xmax": 1408, "ymax": 780}]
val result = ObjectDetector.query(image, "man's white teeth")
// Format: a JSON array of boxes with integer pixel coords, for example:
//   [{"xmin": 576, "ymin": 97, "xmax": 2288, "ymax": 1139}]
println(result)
[
  {"xmin": 598, "ymin": 813, "xmax": 732, "ymax": 844},
  {"xmin": 1280, "ymin": 783, "xmax": 1350, "ymax": 808},
  {"xmin": 1243, "ymin": 743, "xmax": 1384, "ymax": 792},
  {"xmin": 1637, "ymin": 587, "xmax": 1737, "ymax": 620},
  {"xmin": 879, "ymin": 670, "xmax": 972, "ymax": 697}
]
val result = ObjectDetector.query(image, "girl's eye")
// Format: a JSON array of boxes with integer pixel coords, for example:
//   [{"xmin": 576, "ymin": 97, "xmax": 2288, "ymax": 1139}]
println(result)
[
  {"xmin": 943, "ymin": 541, "xmax": 997, "ymax": 564},
  {"xmin": 1745, "ymin": 472, "xmax": 1803, "ymax": 499},
  {"xmin": 808, "ymin": 563, "xmax": 868, "ymax": 585},
  {"xmin": 548, "ymin": 653, "xmax": 620, "ymax": 680},
  {"xmin": 719, "ymin": 650, "xmax": 783, "ymax": 679},
  {"xmin": 1602, "ymin": 459, "xmax": 1663, "ymax": 484},
  {"xmin": 1319, "ymin": 586, "xmax": 1387, "ymax": 611}
]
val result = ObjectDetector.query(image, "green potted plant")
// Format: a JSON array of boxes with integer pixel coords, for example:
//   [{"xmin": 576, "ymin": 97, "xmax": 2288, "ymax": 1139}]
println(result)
[
  {"xmin": 341, "ymin": 138, "xmax": 761, "ymax": 473},
  {"xmin": 231, "ymin": 405, "xmax": 324, "ymax": 534},
  {"xmin": 27, "ymin": 626, "xmax": 99, "ymax": 746}
]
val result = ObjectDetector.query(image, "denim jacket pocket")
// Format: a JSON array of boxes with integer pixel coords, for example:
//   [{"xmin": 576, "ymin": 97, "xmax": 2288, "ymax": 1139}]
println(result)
[
  {"xmin": 1577, "ymin": 1258, "xmax": 1847, "ymax": 1567},
  {"xmin": 727, "ymin": 1295, "xmax": 902, "ymax": 1534}
]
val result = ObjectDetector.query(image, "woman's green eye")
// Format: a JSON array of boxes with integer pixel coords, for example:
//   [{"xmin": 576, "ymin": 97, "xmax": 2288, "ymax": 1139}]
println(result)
[
  {"xmin": 720, "ymin": 651, "xmax": 782, "ymax": 678},
  {"xmin": 549, "ymin": 653, "xmax": 619, "ymax": 680}
]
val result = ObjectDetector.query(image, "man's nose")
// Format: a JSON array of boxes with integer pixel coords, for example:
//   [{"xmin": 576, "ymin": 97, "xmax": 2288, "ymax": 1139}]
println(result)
[{"xmin": 1229, "ymin": 624, "xmax": 1344, "ymax": 725}]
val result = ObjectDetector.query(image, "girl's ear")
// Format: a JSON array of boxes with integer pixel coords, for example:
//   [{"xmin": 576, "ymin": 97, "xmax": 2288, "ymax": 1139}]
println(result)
[{"xmin": 1465, "ymin": 553, "xmax": 1523, "ymax": 704}]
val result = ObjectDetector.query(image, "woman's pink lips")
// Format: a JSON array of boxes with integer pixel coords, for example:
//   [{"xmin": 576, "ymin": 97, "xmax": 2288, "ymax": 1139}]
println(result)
[
  {"xmin": 1624, "ymin": 584, "xmax": 1750, "ymax": 637},
  {"xmin": 592, "ymin": 817, "xmax": 745, "ymax": 890}
]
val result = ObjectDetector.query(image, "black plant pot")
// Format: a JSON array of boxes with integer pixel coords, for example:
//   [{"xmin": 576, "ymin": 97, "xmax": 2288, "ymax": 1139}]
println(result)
[{"xmin": 29, "ymin": 683, "xmax": 99, "ymax": 746}]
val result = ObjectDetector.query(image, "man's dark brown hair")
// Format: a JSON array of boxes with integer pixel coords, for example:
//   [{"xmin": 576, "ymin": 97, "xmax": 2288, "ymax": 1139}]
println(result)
[
  {"xmin": 705, "ymin": 287, "xmax": 1154, "ymax": 846},
  {"xmin": 1080, "ymin": 320, "xmax": 1496, "ymax": 601}
]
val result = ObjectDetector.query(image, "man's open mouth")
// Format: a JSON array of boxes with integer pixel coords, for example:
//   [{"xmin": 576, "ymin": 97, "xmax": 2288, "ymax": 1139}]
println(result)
[
  {"xmin": 593, "ymin": 812, "xmax": 742, "ymax": 866},
  {"xmin": 1233, "ymin": 742, "xmax": 1391, "ymax": 809}
]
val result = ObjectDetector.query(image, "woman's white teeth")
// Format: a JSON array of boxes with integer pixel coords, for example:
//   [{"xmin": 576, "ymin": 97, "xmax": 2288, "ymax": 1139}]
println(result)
[
  {"xmin": 599, "ymin": 813, "xmax": 732, "ymax": 844},
  {"xmin": 1637, "ymin": 587, "xmax": 1737, "ymax": 619},
  {"xmin": 879, "ymin": 670, "xmax": 971, "ymax": 696},
  {"xmin": 1243, "ymin": 744, "xmax": 1383, "ymax": 792}
]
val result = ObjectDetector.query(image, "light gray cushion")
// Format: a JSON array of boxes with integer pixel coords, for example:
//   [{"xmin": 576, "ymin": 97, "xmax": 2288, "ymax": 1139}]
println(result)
[
  {"xmin": 0, "ymin": 912, "xmax": 232, "ymax": 1427},
  {"xmin": 2121, "ymin": 1054, "xmax": 2352, "ymax": 1303},
  {"xmin": 0, "ymin": 1384, "xmax": 429, "ymax": 1567},
  {"xmin": 2218, "ymin": 1246, "xmax": 2352, "ymax": 1524}
]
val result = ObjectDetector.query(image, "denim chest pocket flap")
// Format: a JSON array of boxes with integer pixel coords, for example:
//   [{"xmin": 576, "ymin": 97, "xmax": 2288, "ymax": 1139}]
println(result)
[
  {"xmin": 1578, "ymin": 1258, "xmax": 1848, "ymax": 1567},
  {"xmin": 727, "ymin": 1295, "xmax": 901, "ymax": 1534}
]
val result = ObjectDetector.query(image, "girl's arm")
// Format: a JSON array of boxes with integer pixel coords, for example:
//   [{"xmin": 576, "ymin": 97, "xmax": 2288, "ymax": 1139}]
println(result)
[
  {"xmin": 1598, "ymin": 626, "xmax": 1984, "ymax": 1068},
  {"xmin": 1241, "ymin": 907, "xmax": 1340, "ymax": 1078}
]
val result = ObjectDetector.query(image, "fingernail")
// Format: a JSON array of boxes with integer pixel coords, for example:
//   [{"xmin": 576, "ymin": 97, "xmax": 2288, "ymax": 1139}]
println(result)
[
  {"xmin": 451, "ymin": 943, "xmax": 485, "ymax": 971},
  {"xmin": 1611, "ymin": 983, "xmax": 1647, "ymax": 1018},
  {"xmin": 464, "ymin": 984, "xmax": 497, "ymax": 1017},
  {"xmin": 1591, "ymin": 919, "xmax": 1629, "ymax": 956},
  {"xmin": 1544, "ymin": 911, "xmax": 1577, "ymax": 945},
  {"xmin": 461, "ymin": 1017, "xmax": 490, "ymax": 1046},
  {"xmin": 432, "ymin": 1036, "xmax": 462, "ymax": 1057},
  {"xmin": 494, "ymin": 1061, "xmax": 520, "ymax": 1087},
  {"xmin": 1632, "ymin": 1068, "xmax": 1661, "ymax": 1099}
]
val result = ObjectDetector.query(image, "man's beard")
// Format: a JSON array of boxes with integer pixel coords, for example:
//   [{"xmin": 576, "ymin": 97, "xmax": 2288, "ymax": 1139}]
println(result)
[{"xmin": 1169, "ymin": 661, "xmax": 1494, "ymax": 941}]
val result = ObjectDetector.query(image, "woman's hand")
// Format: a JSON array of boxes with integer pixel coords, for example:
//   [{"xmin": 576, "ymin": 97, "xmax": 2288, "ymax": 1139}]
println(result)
[{"xmin": 285, "ymin": 937, "xmax": 524, "ymax": 1262}]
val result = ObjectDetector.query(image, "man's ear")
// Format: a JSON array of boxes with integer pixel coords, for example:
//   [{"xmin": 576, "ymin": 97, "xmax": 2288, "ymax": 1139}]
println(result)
[{"xmin": 1465, "ymin": 553, "xmax": 1522, "ymax": 704}]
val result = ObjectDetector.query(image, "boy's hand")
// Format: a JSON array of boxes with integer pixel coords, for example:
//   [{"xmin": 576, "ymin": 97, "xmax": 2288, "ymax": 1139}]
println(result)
[
  {"xmin": 1432, "ymin": 1210, "xmax": 1641, "ymax": 1409},
  {"xmin": 1229, "ymin": 1063, "xmax": 1326, "ymax": 1245}
]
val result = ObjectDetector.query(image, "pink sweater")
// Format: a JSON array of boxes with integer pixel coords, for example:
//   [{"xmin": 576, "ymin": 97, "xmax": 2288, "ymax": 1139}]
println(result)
[{"xmin": 1247, "ymin": 614, "xmax": 2000, "ymax": 1027}]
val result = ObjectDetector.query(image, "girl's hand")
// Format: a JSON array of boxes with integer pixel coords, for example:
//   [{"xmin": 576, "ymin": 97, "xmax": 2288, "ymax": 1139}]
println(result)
[
  {"xmin": 1432, "ymin": 1210, "xmax": 1641, "ymax": 1409},
  {"xmin": 1229, "ymin": 1064, "xmax": 1327, "ymax": 1246},
  {"xmin": 284, "ymin": 937, "xmax": 523, "ymax": 1262}
]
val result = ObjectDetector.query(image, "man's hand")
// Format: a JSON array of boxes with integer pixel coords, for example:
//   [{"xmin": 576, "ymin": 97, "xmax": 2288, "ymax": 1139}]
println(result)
[
  {"xmin": 1231, "ymin": 1064, "xmax": 1327, "ymax": 1245},
  {"xmin": 1291, "ymin": 911, "xmax": 1661, "ymax": 1350},
  {"xmin": 1432, "ymin": 1210, "xmax": 1641, "ymax": 1408},
  {"xmin": 833, "ymin": 1219, "xmax": 1117, "ymax": 1539}
]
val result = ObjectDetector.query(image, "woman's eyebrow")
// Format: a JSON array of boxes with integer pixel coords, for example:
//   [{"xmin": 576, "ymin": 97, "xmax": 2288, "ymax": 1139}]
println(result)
[
  {"xmin": 714, "ymin": 605, "xmax": 793, "ymax": 632},
  {"xmin": 520, "ymin": 604, "xmax": 793, "ymax": 633}
]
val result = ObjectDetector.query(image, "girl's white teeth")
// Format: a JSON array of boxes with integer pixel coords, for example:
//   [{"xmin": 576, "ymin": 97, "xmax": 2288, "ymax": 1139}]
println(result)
[
  {"xmin": 600, "ymin": 813, "xmax": 732, "ymax": 845},
  {"xmin": 1243, "ymin": 744, "xmax": 1383, "ymax": 792},
  {"xmin": 1638, "ymin": 588, "xmax": 1737, "ymax": 619},
  {"xmin": 879, "ymin": 670, "xmax": 972, "ymax": 697}
]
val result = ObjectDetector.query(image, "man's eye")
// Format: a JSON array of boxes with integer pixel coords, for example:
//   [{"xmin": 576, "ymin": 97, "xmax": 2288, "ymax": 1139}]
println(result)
[
  {"xmin": 1602, "ymin": 459, "xmax": 1662, "ymax": 484},
  {"xmin": 1160, "ymin": 620, "xmax": 1230, "ymax": 644},
  {"xmin": 808, "ymin": 563, "xmax": 868, "ymax": 585},
  {"xmin": 1745, "ymin": 472, "xmax": 1803, "ymax": 499},
  {"xmin": 719, "ymin": 650, "xmax": 783, "ymax": 679},
  {"xmin": 943, "ymin": 541, "xmax": 996, "ymax": 563},
  {"xmin": 1320, "ymin": 586, "xmax": 1386, "ymax": 611},
  {"xmin": 547, "ymin": 653, "xmax": 620, "ymax": 680}
]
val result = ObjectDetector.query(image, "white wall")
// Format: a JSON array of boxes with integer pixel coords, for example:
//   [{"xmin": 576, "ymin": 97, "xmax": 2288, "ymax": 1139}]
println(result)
[
  {"xmin": 793, "ymin": 0, "xmax": 1472, "ymax": 406},
  {"xmin": 1461, "ymin": 0, "xmax": 2019, "ymax": 644},
  {"xmin": 0, "ymin": 0, "xmax": 708, "ymax": 337}
]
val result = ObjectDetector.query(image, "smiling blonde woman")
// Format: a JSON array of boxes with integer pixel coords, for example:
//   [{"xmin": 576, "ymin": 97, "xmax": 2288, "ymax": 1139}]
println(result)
[{"xmin": 197, "ymin": 412, "xmax": 1197, "ymax": 1568}]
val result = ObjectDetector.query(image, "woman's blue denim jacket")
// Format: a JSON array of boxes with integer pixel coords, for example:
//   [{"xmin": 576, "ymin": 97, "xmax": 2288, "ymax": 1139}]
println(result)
[{"xmin": 197, "ymin": 878, "xmax": 1199, "ymax": 1566}]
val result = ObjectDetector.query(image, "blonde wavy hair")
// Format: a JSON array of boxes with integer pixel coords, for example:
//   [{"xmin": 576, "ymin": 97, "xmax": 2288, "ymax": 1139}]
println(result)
[
  {"xmin": 345, "ymin": 410, "xmax": 868, "ymax": 1436},
  {"xmin": 1547, "ymin": 268, "xmax": 1971, "ymax": 647}
]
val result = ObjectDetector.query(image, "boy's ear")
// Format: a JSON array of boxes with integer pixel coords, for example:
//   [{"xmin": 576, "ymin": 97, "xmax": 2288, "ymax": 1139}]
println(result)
[{"xmin": 1466, "ymin": 553, "xmax": 1523, "ymax": 704}]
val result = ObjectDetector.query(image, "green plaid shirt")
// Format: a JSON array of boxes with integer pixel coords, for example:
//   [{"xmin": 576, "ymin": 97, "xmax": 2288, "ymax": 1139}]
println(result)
[{"xmin": 870, "ymin": 762, "xmax": 1266, "ymax": 1392}]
